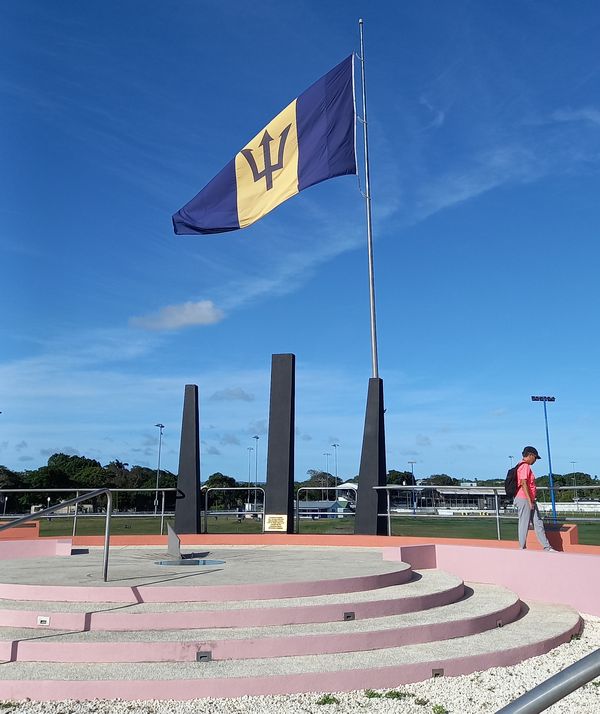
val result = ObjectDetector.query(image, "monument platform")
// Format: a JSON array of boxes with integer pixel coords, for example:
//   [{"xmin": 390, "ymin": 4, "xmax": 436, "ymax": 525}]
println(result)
[{"xmin": 0, "ymin": 537, "xmax": 597, "ymax": 701}]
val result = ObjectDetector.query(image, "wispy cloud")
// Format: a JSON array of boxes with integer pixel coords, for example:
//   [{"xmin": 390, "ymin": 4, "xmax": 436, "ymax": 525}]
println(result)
[
  {"xmin": 130, "ymin": 300, "xmax": 225, "ymax": 331},
  {"xmin": 413, "ymin": 145, "xmax": 541, "ymax": 221},
  {"xmin": 209, "ymin": 388, "xmax": 255, "ymax": 402},
  {"xmin": 449, "ymin": 443, "xmax": 474, "ymax": 452},
  {"xmin": 40, "ymin": 446, "xmax": 80, "ymax": 457},
  {"xmin": 419, "ymin": 95, "xmax": 446, "ymax": 130},
  {"xmin": 552, "ymin": 107, "xmax": 600, "ymax": 126},
  {"xmin": 246, "ymin": 420, "xmax": 268, "ymax": 437}
]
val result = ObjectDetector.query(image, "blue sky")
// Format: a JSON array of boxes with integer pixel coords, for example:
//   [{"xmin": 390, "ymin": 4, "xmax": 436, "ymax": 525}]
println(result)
[{"xmin": 2, "ymin": 0, "xmax": 600, "ymax": 482}]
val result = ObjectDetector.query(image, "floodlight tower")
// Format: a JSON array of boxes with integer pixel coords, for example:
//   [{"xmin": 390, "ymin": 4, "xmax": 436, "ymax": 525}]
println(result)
[
  {"xmin": 408, "ymin": 461, "xmax": 417, "ymax": 514},
  {"xmin": 154, "ymin": 423, "xmax": 164, "ymax": 516},
  {"xmin": 531, "ymin": 396, "xmax": 557, "ymax": 523}
]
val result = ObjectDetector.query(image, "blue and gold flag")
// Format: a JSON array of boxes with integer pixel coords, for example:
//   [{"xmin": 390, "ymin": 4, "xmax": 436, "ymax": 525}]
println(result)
[{"xmin": 172, "ymin": 56, "xmax": 356, "ymax": 235}]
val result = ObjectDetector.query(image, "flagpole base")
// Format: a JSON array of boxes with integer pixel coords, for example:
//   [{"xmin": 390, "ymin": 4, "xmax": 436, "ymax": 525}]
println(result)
[{"xmin": 354, "ymin": 378, "xmax": 387, "ymax": 535}]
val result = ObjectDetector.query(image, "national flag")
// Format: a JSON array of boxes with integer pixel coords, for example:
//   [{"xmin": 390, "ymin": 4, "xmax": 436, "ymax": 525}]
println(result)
[{"xmin": 172, "ymin": 56, "xmax": 356, "ymax": 235}]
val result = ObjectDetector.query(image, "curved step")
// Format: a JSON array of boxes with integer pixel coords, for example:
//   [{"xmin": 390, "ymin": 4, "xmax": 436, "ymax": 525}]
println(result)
[
  {"xmin": 0, "ymin": 549, "xmax": 412, "ymax": 603},
  {"xmin": 0, "ymin": 584, "xmax": 521, "ymax": 662},
  {"xmin": 0, "ymin": 570, "xmax": 463, "ymax": 631},
  {"xmin": 0, "ymin": 601, "xmax": 582, "ymax": 700}
]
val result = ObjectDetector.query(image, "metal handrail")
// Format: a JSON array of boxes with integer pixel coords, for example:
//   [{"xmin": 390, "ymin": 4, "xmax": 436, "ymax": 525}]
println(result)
[
  {"xmin": 373, "ymin": 484, "xmax": 600, "ymax": 538},
  {"xmin": 0, "ymin": 487, "xmax": 181, "ymax": 536},
  {"xmin": 374, "ymin": 485, "xmax": 504, "ymax": 538},
  {"xmin": 0, "ymin": 488, "xmax": 113, "ymax": 582},
  {"xmin": 204, "ymin": 486, "xmax": 266, "ymax": 533},
  {"xmin": 495, "ymin": 648, "xmax": 600, "ymax": 713},
  {"xmin": 295, "ymin": 486, "xmax": 357, "ymax": 533}
]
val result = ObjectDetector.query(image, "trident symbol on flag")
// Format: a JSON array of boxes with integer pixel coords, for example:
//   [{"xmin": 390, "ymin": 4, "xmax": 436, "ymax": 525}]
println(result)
[{"xmin": 241, "ymin": 124, "xmax": 292, "ymax": 191}]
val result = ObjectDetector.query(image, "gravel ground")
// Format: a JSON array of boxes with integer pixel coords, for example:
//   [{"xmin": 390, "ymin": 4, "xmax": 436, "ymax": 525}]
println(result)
[{"xmin": 0, "ymin": 617, "xmax": 598, "ymax": 714}]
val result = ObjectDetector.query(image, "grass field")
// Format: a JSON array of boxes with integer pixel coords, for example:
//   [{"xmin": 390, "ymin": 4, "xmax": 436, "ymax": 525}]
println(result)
[{"xmin": 35, "ymin": 514, "xmax": 600, "ymax": 545}]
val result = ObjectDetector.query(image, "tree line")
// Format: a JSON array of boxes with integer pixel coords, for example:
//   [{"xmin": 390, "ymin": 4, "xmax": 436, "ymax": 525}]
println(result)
[
  {"xmin": 1, "ymin": 453, "xmax": 597, "ymax": 513},
  {"xmin": 0, "ymin": 454, "xmax": 177, "ymax": 513}
]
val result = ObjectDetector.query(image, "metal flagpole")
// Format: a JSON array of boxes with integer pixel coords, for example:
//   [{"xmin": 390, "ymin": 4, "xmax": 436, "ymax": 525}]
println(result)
[
  {"xmin": 358, "ymin": 18, "xmax": 379, "ymax": 379},
  {"xmin": 354, "ymin": 19, "xmax": 387, "ymax": 536}
]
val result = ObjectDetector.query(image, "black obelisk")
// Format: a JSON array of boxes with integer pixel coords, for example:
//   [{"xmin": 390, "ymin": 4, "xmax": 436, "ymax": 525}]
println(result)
[
  {"xmin": 265, "ymin": 354, "xmax": 295, "ymax": 533},
  {"xmin": 174, "ymin": 384, "xmax": 201, "ymax": 534},
  {"xmin": 354, "ymin": 377, "xmax": 387, "ymax": 535}
]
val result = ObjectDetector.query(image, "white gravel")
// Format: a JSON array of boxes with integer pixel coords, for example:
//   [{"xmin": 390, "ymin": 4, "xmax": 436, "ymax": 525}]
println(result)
[{"xmin": 1, "ymin": 617, "xmax": 598, "ymax": 714}]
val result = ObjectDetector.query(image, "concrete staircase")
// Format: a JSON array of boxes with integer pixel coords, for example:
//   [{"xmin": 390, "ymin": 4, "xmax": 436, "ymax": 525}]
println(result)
[{"xmin": 0, "ymin": 545, "xmax": 583, "ymax": 700}]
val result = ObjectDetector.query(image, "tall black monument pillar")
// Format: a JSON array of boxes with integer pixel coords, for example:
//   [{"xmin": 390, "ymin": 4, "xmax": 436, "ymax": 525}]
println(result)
[
  {"xmin": 174, "ymin": 384, "xmax": 201, "ymax": 534},
  {"xmin": 354, "ymin": 378, "xmax": 387, "ymax": 535},
  {"xmin": 264, "ymin": 354, "xmax": 295, "ymax": 533}
]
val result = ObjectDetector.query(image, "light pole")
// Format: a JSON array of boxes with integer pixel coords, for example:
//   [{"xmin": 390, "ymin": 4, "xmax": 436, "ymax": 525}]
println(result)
[
  {"xmin": 531, "ymin": 396, "xmax": 557, "ymax": 522},
  {"xmin": 509, "ymin": 455, "xmax": 514, "ymax": 468},
  {"xmin": 116, "ymin": 461, "xmax": 128, "ymax": 513},
  {"xmin": 247, "ymin": 446, "xmax": 254, "ymax": 508},
  {"xmin": 331, "ymin": 443, "xmax": 339, "ymax": 481},
  {"xmin": 154, "ymin": 423, "xmax": 164, "ymax": 516},
  {"xmin": 252, "ymin": 435, "xmax": 259, "ymax": 511},
  {"xmin": 408, "ymin": 461, "xmax": 417, "ymax": 514},
  {"xmin": 571, "ymin": 460, "xmax": 577, "ymax": 505},
  {"xmin": 323, "ymin": 452, "xmax": 331, "ymax": 500}
]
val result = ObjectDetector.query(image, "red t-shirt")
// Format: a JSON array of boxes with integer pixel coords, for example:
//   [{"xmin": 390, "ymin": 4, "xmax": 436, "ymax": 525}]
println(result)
[{"xmin": 516, "ymin": 462, "xmax": 537, "ymax": 500}]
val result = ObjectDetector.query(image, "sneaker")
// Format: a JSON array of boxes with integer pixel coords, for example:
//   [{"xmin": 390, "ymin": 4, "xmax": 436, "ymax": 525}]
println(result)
[{"xmin": 544, "ymin": 547, "xmax": 558, "ymax": 552}]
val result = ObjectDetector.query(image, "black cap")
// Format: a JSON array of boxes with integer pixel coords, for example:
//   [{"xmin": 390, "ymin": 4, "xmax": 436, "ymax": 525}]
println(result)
[{"xmin": 522, "ymin": 446, "xmax": 541, "ymax": 459}]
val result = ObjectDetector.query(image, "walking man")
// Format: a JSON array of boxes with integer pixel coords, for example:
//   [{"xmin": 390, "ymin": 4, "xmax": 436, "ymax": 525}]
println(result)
[{"xmin": 515, "ymin": 446, "xmax": 556, "ymax": 551}]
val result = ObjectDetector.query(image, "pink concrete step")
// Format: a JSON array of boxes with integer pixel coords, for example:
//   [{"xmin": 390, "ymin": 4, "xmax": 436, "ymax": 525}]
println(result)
[
  {"xmin": 0, "ymin": 570, "xmax": 464, "ymax": 631},
  {"xmin": 0, "ymin": 561, "xmax": 413, "ymax": 603},
  {"xmin": 0, "ymin": 600, "xmax": 582, "ymax": 701},
  {"xmin": 0, "ymin": 583, "xmax": 520, "ymax": 663}
]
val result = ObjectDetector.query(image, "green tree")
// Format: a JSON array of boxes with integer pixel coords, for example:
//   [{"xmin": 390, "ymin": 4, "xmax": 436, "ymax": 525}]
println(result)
[
  {"xmin": 300, "ymin": 469, "xmax": 341, "ymax": 500},
  {"xmin": 387, "ymin": 470, "xmax": 415, "ymax": 485},
  {"xmin": 17, "ymin": 466, "xmax": 72, "ymax": 511},
  {"xmin": 75, "ymin": 466, "xmax": 107, "ymax": 490},
  {"xmin": 422, "ymin": 474, "xmax": 460, "ymax": 486},
  {"xmin": 204, "ymin": 472, "xmax": 239, "ymax": 509},
  {"xmin": 537, "ymin": 472, "xmax": 597, "ymax": 502},
  {"xmin": 47, "ymin": 453, "xmax": 101, "ymax": 479},
  {"xmin": 125, "ymin": 465, "xmax": 177, "ymax": 511},
  {"xmin": 0, "ymin": 465, "xmax": 21, "ymax": 514},
  {"xmin": 0, "ymin": 465, "xmax": 21, "ymax": 490}
]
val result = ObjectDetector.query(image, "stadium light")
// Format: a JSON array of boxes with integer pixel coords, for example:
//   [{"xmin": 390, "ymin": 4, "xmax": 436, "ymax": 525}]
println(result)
[{"xmin": 530, "ymin": 396, "xmax": 557, "ymax": 522}]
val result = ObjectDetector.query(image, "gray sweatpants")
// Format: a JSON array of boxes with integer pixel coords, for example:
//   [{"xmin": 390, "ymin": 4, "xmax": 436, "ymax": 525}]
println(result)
[{"xmin": 515, "ymin": 497, "xmax": 551, "ymax": 549}]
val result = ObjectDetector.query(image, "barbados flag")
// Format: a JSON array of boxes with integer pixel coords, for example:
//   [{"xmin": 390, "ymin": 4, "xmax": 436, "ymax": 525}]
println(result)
[{"xmin": 172, "ymin": 56, "xmax": 356, "ymax": 235}]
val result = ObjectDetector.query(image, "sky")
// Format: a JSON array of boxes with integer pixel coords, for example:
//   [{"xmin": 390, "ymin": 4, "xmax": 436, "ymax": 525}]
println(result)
[{"xmin": 2, "ymin": 0, "xmax": 600, "ymax": 483}]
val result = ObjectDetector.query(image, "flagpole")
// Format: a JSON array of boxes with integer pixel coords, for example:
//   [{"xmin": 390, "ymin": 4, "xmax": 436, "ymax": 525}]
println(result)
[
  {"xmin": 354, "ymin": 19, "xmax": 386, "ymax": 536},
  {"xmin": 358, "ymin": 18, "xmax": 379, "ymax": 379}
]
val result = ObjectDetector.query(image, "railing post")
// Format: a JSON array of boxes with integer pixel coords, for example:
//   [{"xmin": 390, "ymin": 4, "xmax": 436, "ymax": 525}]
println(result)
[
  {"xmin": 295, "ymin": 488, "xmax": 301, "ymax": 533},
  {"xmin": 72, "ymin": 490, "xmax": 79, "ymax": 538},
  {"xmin": 103, "ymin": 490, "xmax": 112, "ymax": 583},
  {"xmin": 386, "ymin": 487, "xmax": 391, "ymax": 536},
  {"xmin": 494, "ymin": 488, "xmax": 501, "ymax": 540},
  {"xmin": 204, "ymin": 488, "xmax": 212, "ymax": 534}
]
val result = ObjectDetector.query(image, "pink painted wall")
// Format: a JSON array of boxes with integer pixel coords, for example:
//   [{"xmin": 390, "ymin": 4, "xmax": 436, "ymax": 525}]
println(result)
[
  {"xmin": 390, "ymin": 544, "xmax": 600, "ymax": 617},
  {"xmin": 0, "ymin": 538, "xmax": 71, "ymax": 560}
]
